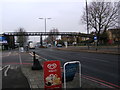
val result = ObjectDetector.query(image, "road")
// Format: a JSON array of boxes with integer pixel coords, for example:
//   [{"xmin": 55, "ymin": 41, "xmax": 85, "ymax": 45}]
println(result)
[
  {"xmin": 1, "ymin": 47, "xmax": 119, "ymax": 89},
  {"xmin": 2, "ymin": 50, "xmax": 30, "ymax": 89},
  {"xmin": 33, "ymin": 47, "xmax": 120, "ymax": 88}
]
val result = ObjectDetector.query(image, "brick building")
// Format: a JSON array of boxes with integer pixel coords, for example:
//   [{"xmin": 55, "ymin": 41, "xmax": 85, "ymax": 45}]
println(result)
[{"xmin": 107, "ymin": 28, "xmax": 120, "ymax": 44}]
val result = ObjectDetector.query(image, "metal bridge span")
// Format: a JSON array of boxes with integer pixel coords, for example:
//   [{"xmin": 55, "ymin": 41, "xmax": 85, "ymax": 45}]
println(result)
[
  {"xmin": 3, "ymin": 32, "xmax": 92, "ymax": 37},
  {"xmin": 2, "ymin": 32, "xmax": 93, "ymax": 48}
]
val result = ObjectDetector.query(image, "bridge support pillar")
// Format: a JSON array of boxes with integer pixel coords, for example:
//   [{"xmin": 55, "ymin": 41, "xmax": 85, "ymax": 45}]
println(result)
[{"xmin": 40, "ymin": 35, "xmax": 43, "ymax": 47}]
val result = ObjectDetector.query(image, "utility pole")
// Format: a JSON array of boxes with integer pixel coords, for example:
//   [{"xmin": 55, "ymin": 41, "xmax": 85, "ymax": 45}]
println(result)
[{"xmin": 86, "ymin": 0, "xmax": 89, "ymax": 50}]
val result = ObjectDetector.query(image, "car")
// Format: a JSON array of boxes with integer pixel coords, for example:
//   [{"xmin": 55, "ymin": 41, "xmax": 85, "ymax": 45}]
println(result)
[
  {"xmin": 35, "ymin": 43, "xmax": 41, "ymax": 48},
  {"xmin": 29, "ymin": 42, "xmax": 35, "ymax": 49},
  {"xmin": 56, "ymin": 44, "xmax": 62, "ymax": 47},
  {"xmin": 47, "ymin": 44, "xmax": 52, "ymax": 47}
]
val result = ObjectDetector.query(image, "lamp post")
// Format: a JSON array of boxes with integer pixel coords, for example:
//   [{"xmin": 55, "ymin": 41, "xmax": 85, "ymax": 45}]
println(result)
[
  {"xmin": 38, "ymin": 18, "xmax": 51, "ymax": 42},
  {"xmin": 86, "ymin": 0, "xmax": 89, "ymax": 50}
]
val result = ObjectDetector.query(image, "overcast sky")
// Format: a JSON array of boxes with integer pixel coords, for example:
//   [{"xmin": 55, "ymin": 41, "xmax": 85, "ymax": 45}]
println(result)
[
  {"xmin": 1, "ymin": 0, "xmax": 91, "ymax": 33},
  {"xmin": 0, "ymin": 0, "xmax": 118, "ymax": 42}
]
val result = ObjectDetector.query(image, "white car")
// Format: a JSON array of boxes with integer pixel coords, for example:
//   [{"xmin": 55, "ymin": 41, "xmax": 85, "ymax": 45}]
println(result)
[
  {"xmin": 47, "ymin": 44, "xmax": 52, "ymax": 47},
  {"xmin": 57, "ymin": 44, "xmax": 62, "ymax": 47},
  {"xmin": 29, "ymin": 43, "xmax": 35, "ymax": 49}
]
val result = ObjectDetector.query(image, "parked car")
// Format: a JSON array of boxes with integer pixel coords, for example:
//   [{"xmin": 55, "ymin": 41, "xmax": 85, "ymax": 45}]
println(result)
[
  {"xmin": 56, "ymin": 44, "xmax": 62, "ymax": 47},
  {"xmin": 47, "ymin": 44, "xmax": 52, "ymax": 47},
  {"xmin": 35, "ymin": 43, "xmax": 41, "ymax": 48},
  {"xmin": 29, "ymin": 42, "xmax": 35, "ymax": 49}
]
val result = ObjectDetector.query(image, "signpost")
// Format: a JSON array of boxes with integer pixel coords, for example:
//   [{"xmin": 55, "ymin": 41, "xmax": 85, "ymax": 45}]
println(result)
[
  {"xmin": 94, "ymin": 36, "xmax": 97, "ymax": 42},
  {"xmin": 63, "ymin": 61, "xmax": 81, "ymax": 88},
  {"xmin": 44, "ymin": 61, "xmax": 62, "ymax": 89},
  {"xmin": 94, "ymin": 36, "xmax": 98, "ymax": 50}
]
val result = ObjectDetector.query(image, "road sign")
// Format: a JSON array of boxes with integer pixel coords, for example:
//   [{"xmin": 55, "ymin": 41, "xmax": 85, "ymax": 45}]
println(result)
[
  {"xmin": 63, "ymin": 61, "xmax": 81, "ymax": 88},
  {"xmin": 0, "ymin": 36, "xmax": 6, "ymax": 40},
  {"xmin": 94, "ymin": 36, "xmax": 97, "ymax": 40},
  {"xmin": 94, "ymin": 36, "xmax": 97, "ymax": 43},
  {"xmin": 0, "ymin": 36, "xmax": 8, "ymax": 44},
  {"xmin": 44, "ymin": 61, "xmax": 62, "ymax": 89}
]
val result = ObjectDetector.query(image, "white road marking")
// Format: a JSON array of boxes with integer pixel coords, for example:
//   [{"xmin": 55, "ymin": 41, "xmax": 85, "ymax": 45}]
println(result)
[
  {"xmin": 29, "ymin": 52, "xmax": 48, "ymax": 61},
  {"xmin": 10, "ymin": 66, "xmax": 18, "ymax": 69},
  {"xmin": 10, "ymin": 66, "xmax": 14, "ymax": 69},
  {"xmin": 29, "ymin": 53, "xmax": 34, "ymax": 56},
  {"xmin": 2, "ymin": 52, "xmax": 11, "ymax": 57},
  {"xmin": 0, "ymin": 67, "xmax": 2, "ymax": 70},
  {"xmin": 0, "ymin": 65, "xmax": 9, "ymax": 71},
  {"xmin": 35, "ymin": 54, "xmax": 40, "ymax": 57},
  {"xmin": 19, "ymin": 53, "xmax": 22, "ymax": 65},
  {"xmin": 4, "ymin": 65, "xmax": 10, "ymax": 76},
  {"xmin": 40, "ymin": 57, "xmax": 48, "ymax": 61},
  {"xmin": 7, "ymin": 52, "xmax": 11, "ymax": 56},
  {"xmin": 16, "ymin": 66, "xmax": 18, "ymax": 69}
]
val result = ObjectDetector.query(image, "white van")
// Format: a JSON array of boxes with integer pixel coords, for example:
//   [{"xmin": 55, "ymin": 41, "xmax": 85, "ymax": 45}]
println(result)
[{"xmin": 29, "ymin": 42, "xmax": 35, "ymax": 49}]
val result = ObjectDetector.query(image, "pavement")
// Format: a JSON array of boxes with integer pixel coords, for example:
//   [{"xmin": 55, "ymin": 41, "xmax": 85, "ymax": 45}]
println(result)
[
  {"xmin": 56, "ymin": 46, "xmax": 120, "ymax": 55},
  {"xmin": 20, "ymin": 47, "xmax": 119, "ymax": 89}
]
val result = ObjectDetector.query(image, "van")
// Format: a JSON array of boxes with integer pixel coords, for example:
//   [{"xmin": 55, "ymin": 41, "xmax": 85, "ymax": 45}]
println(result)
[{"xmin": 29, "ymin": 42, "xmax": 35, "ymax": 49}]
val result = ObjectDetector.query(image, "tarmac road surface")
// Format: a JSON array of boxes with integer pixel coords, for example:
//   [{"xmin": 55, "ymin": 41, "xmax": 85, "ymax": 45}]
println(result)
[{"xmin": 2, "ymin": 50, "xmax": 30, "ymax": 89}]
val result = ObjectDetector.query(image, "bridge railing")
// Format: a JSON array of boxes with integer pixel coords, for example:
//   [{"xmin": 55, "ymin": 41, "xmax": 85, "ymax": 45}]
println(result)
[{"xmin": 2, "ymin": 32, "xmax": 93, "ymax": 38}]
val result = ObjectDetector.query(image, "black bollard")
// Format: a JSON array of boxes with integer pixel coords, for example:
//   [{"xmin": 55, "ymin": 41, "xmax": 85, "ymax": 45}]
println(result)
[
  {"xmin": 26, "ymin": 45, "xmax": 29, "ymax": 52},
  {"xmin": 32, "ymin": 51, "xmax": 42, "ymax": 70}
]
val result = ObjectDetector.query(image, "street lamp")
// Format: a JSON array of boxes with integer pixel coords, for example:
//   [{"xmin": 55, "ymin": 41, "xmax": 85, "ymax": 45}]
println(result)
[
  {"xmin": 38, "ymin": 18, "xmax": 51, "ymax": 45},
  {"xmin": 86, "ymin": 0, "xmax": 89, "ymax": 50},
  {"xmin": 38, "ymin": 18, "xmax": 51, "ymax": 36},
  {"xmin": 38, "ymin": 18, "xmax": 51, "ymax": 47}
]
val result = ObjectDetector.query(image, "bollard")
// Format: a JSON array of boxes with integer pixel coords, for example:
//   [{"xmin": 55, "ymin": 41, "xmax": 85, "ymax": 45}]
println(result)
[{"xmin": 32, "ymin": 51, "xmax": 42, "ymax": 70}]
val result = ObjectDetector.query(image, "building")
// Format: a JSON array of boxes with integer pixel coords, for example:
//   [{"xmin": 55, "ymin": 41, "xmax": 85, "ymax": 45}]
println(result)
[
  {"xmin": 107, "ymin": 28, "xmax": 120, "ymax": 44},
  {"xmin": 61, "ymin": 35, "xmax": 88, "ymax": 46}
]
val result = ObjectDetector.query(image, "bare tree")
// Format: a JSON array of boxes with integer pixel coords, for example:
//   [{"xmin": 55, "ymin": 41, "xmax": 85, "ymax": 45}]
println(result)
[
  {"xmin": 82, "ymin": 1, "xmax": 118, "ymax": 36},
  {"xmin": 16, "ymin": 28, "xmax": 28, "ymax": 47},
  {"xmin": 46, "ymin": 28, "xmax": 59, "ymax": 44},
  {"xmin": 118, "ymin": 1, "xmax": 120, "ymax": 28}
]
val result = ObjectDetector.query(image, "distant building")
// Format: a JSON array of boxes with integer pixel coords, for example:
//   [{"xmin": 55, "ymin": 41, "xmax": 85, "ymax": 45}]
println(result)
[
  {"xmin": 61, "ymin": 35, "xmax": 88, "ymax": 45},
  {"xmin": 107, "ymin": 28, "xmax": 120, "ymax": 44}
]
